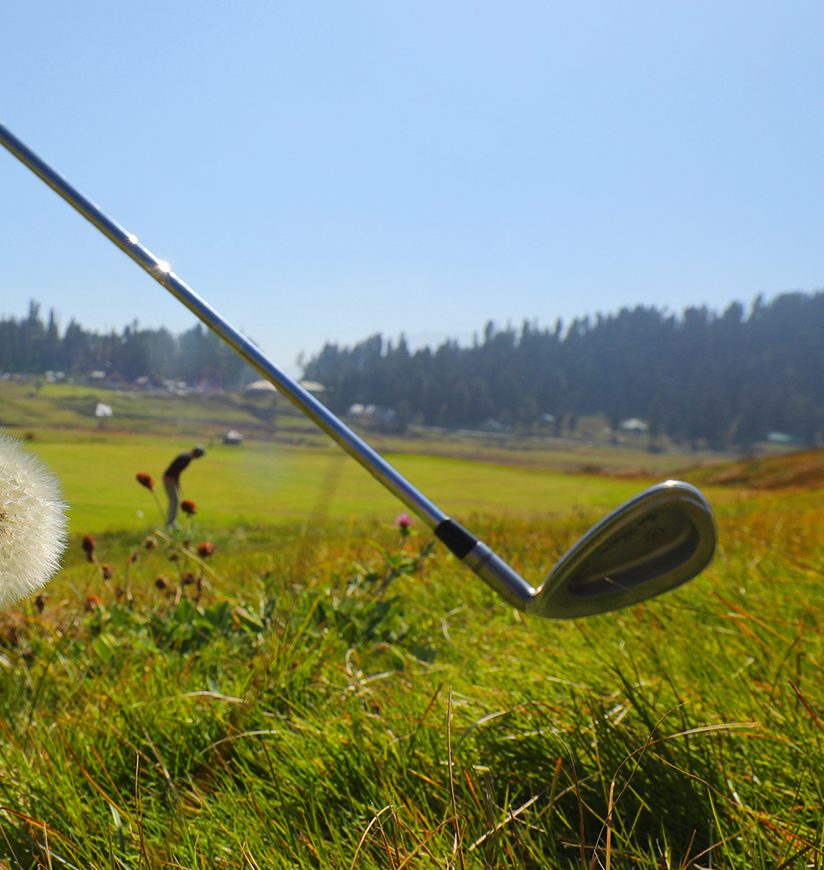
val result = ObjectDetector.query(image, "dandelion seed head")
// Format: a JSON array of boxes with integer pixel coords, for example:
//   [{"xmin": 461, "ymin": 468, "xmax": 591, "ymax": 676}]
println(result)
[{"xmin": 0, "ymin": 431, "xmax": 68, "ymax": 605}]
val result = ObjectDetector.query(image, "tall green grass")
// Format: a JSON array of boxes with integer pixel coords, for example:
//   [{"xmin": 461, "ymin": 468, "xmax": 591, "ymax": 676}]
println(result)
[{"xmin": 0, "ymin": 469, "xmax": 820, "ymax": 867}]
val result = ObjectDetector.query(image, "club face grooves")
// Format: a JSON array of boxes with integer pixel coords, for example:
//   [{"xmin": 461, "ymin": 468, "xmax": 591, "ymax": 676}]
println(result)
[{"xmin": 564, "ymin": 506, "xmax": 700, "ymax": 597}]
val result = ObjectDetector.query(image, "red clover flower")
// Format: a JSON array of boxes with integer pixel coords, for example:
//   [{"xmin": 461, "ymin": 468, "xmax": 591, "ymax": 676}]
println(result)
[
  {"xmin": 196, "ymin": 541, "xmax": 215, "ymax": 558},
  {"xmin": 136, "ymin": 472, "xmax": 154, "ymax": 491},
  {"xmin": 396, "ymin": 513, "xmax": 413, "ymax": 538}
]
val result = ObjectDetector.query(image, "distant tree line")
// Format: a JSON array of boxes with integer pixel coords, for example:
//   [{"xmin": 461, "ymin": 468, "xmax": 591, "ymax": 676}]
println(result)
[
  {"xmin": 0, "ymin": 302, "xmax": 253, "ymax": 389},
  {"xmin": 302, "ymin": 291, "xmax": 824, "ymax": 448},
  {"xmin": 4, "ymin": 293, "xmax": 823, "ymax": 447}
]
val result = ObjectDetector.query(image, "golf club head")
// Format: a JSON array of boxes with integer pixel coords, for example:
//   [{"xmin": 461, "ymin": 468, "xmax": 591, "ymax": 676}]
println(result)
[{"xmin": 526, "ymin": 480, "xmax": 716, "ymax": 618}]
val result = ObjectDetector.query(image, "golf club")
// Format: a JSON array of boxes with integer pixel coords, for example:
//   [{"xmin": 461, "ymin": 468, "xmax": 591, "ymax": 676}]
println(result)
[{"xmin": 0, "ymin": 123, "xmax": 716, "ymax": 618}]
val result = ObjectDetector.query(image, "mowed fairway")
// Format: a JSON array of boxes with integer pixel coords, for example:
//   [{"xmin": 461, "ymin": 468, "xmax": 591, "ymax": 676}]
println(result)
[
  {"xmin": 0, "ymin": 421, "xmax": 821, "ymax": 868},
  {"xmin": 31, "ymin": 436, "xmax": 648, "ymax": 534}
]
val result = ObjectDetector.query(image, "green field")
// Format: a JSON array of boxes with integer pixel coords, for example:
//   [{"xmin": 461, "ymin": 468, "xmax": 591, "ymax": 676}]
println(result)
[
  {"xmin": 0, "ymin": 389, "xmax": 821, "ymax": 868},
  {"xmin": 35, "ymin": 437, "xmax": 657, "ymax": 533}
]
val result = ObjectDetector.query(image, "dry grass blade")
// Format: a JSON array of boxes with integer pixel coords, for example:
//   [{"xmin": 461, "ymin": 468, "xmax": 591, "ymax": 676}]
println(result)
[{"xmin": 446, "ymin": 687, "xmax": 465, "ymax": 870}]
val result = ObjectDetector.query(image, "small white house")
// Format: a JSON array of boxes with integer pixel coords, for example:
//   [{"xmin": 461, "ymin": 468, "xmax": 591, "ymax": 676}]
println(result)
[
  {"xmin": 246, "ymin": 379, "xmax": 278, "ymax": 393},
  {"xmin": 619, "ymin": 417, "xmax": 649, "ymax": 433}
]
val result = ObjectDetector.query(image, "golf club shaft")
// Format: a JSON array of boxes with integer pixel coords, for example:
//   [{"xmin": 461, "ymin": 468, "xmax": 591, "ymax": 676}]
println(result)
[
  {"xmin": 0, "ymin": 123, "xmax": 536, "ymax": 609},
  {"xmin": 0, "ymin": 124, "xmax": 446, "ymax": 525}
]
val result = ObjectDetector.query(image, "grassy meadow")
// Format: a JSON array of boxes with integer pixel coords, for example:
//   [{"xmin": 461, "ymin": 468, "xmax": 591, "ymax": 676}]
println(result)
[{"xmin": 0, "ymin": 384, "xmax": 821, "ymax": 868}]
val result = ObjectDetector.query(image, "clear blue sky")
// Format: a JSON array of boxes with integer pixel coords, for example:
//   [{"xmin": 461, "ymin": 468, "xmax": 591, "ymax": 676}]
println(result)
[{"xmin": 2, "ymin": 1, "xmax": 823, "ymax": 375}]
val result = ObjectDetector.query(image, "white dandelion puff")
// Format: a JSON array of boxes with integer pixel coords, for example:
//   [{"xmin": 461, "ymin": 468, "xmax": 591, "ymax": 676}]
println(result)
[{"xmin": 0, "ymin": 431, "xmax": 68, "ymax": 605}]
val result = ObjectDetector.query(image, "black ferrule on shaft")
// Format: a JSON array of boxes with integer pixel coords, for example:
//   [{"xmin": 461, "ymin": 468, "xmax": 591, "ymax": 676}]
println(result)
[{"xmin": 434, "ymin": 518, "xmax": 477, "ymax": 559}]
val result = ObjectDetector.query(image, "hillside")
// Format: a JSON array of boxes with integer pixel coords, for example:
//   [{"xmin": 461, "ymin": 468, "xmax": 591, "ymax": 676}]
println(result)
[
  {"xmin": 0, "ymin": 381, "xmax": 732, "ymax": 479},
  {"xmin": 0, "ymin": 380, "xmax": 323, "ymax": 445},
  {"xmin": 695, "ymin": 448, "xmax": 824, "ymax": 490}
]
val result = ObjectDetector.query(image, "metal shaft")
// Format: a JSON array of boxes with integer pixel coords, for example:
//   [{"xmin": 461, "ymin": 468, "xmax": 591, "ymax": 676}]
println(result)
[{"xmin": 0, "ymin": 123, "xmax": 448, "ymax": 531}]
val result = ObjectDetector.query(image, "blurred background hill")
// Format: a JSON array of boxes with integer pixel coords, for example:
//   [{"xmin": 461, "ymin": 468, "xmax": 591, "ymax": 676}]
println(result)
[{"xmin": 3, "ymin": 290, "xmax": 823, "ymax": 451}]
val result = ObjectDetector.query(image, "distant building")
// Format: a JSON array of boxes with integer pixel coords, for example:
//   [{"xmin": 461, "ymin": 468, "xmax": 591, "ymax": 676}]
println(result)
[
  {"xmin": 245, "ymin": 379, "xmax": 278, "ymax": 393},
  {"xmin": 347, "ymin": 403, "xmax": 396, "ymax": 423},
  {"xmin": 346, "ymin": 403, "xmax": 401, "ymax": 432},
  {"xmin": 480, "ymin": 418, "xmax": 506, "ymax": 432},
  {"xmin": 767, "ymin": 431, "xmax": 803, "ymax": 445},
  {"xmin": 619, "ymin": 417, "xmax": 649, "ymax": 433},
  {"xmin": 299, "ymin": 380, "xmax": 326, "ymax": 394},
  {"xmin": 245, "ymin": 378, "xmax": 325, "ymax": 395}
]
